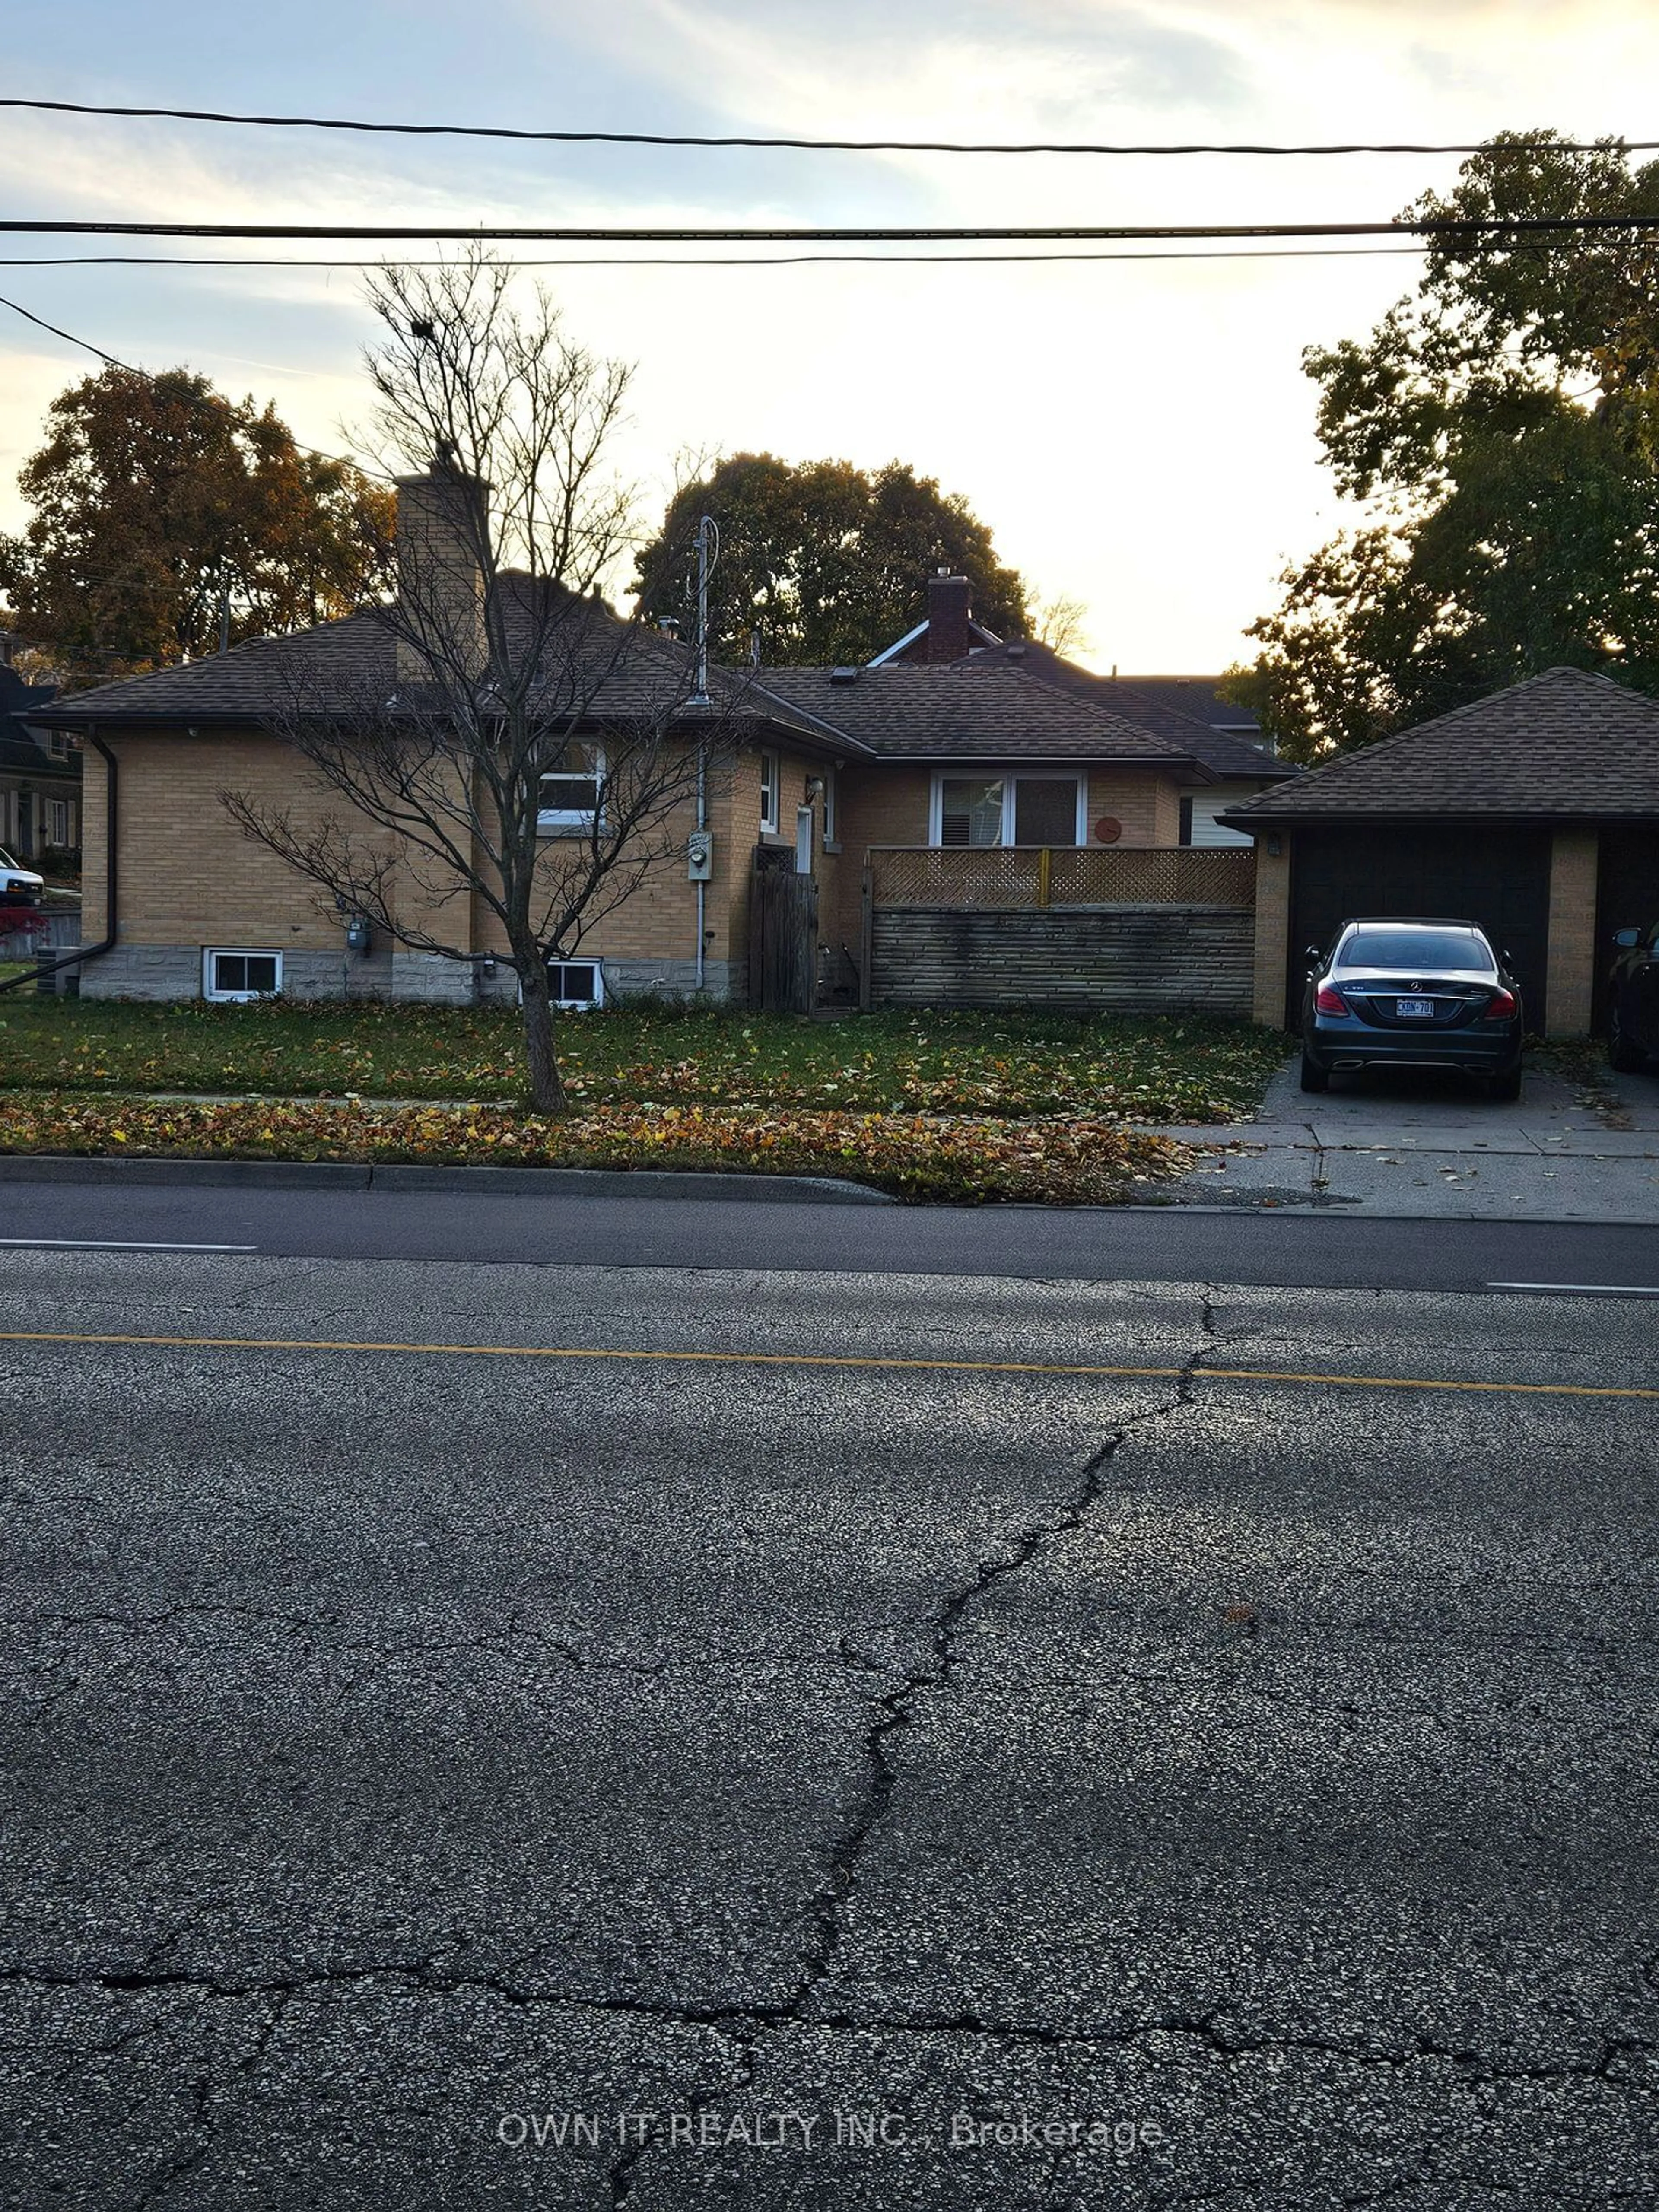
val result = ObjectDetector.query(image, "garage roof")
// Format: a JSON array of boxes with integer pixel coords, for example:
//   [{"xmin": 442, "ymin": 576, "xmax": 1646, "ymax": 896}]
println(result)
[{"xmin": 1221, "ymin": 666, "xmax": 1659, "ymax": 825}]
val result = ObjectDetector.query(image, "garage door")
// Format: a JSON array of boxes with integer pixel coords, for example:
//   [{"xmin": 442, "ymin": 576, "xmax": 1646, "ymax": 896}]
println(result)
[
  {"xmin": 1287, "ymin": 826, "xmax": 1553, "ymax": 1029},
  {"xmin": 1594, "ymin": 828, "xmax": 1659, "ymax": 1032}
]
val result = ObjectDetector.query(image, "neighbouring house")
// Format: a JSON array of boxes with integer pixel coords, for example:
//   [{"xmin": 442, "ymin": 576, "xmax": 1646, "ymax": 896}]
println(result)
[
  {"xmin": 33, "ymin": 468, "xmax": 1254, "ymax": 1015},
  {"xmin": 0, "ymin": 634, "xmax": 77, "ymax": 872},
  {"xmin": 1222, "ymin": 665, "xmax": 1659, "ymax": 1036}
]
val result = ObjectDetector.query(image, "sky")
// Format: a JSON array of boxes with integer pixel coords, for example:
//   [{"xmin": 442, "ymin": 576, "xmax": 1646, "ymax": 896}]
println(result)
[{"xmin": 2, "ymin": 0, "xmax": 1658, "ymax": 671}]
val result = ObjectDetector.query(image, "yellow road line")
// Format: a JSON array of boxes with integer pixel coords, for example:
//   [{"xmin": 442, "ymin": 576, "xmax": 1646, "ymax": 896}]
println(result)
[{"xmin": 0, "ymin": 1330, "xmax": 1652, "ymax": 1400}]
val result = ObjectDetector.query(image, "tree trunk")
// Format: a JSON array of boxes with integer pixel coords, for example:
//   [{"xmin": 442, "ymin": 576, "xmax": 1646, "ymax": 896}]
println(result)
[{"xmin": 518, "ymin": 957, "xmax": 566, "ymax": 1114}]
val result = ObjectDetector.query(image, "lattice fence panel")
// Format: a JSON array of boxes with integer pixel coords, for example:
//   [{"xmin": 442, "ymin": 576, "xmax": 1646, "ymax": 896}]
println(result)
[
  {"xmin": 1048, "ymin": 847, "xmax": 1255, "ymax": 909},
  {"xmin": 871, "ymin": 847, "xmax": 1044, "ymax": 909},
  {"xmin": 868, "ymin": 845, "xmax": 1255, "ymax": 910}
]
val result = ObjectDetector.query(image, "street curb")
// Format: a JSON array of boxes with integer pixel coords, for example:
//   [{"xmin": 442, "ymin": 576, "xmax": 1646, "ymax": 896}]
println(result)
[
  {"xmin": 1114, "ymin": 1203, "xmax": 1659, "ymax": 1227},
  {"xmin": 0, "ymin": 1155, "xmax": 896, "ymax": 1206}
]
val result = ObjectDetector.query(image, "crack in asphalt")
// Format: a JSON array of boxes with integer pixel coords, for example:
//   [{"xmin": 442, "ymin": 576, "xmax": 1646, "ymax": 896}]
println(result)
[
  {"xmin": 8, "ymin": 1959, "xmax": 1652, "ymax": 2088},
  {"xmin": 10, "ymin": 1286, "xmax": 1652, "ymax": 2202},
  {"xmin": 3, "ymin": 1317, "xmax": 1214, "ymax": 2209}
]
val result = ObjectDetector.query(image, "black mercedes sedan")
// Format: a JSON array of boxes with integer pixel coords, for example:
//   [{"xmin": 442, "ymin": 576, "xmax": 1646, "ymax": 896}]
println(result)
[{"xmin": 1299, "ymin": 918, "xmax": 1525, "ymax": 1097}]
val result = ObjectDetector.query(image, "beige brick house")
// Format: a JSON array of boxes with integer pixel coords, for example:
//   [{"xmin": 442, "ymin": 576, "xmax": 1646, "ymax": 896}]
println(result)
[{"xmin": 34, "ymin": 469, "xmax": 1232, "ymax": 1010}]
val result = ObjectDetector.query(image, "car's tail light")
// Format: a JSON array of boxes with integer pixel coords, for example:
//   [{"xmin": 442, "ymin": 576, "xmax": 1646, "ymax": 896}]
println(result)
[
  {"xmin": 1483, "ymin": 988, "xmax": 1518, "ymax": 1019},
  {"xmin": 1314, "ymin": 985, "xmax": 1348, "ymax": 1015}
]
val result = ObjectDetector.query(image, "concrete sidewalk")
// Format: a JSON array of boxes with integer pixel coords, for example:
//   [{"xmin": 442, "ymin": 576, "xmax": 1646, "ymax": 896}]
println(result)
[{"xmin": 1162, "ymin": 1057, "xmax": 1659, "ymax": 1222}]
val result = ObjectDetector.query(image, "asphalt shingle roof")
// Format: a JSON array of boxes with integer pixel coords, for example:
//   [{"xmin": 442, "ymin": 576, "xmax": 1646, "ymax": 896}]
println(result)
[
  {"xmin": 1222, "ymin": 666, "xmax": 1659, "ymax": 824},
  {"xmin": 962, "ymin": 644, "xmax": 1290, "ymax": 780},
  {"xmin": 753, "ymin": 659, "xmax": 1201, "ymax": 766},
  {"xmin": 32, "ymin": 592, "xmax": 844, "ymax": 749},
  {"xmin": 37, "ymin": 593, "xmax": 1215, "ymax": 774}
]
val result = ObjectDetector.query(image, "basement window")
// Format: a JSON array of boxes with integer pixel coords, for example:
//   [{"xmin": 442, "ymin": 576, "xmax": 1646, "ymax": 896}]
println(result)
[
  {"xmin": 548, "ymin": 960, "xmax": 603, "ymax": 1010},
  {"xmin": 203, "ymin": 949, "xmax": 282, "ymax": 1001}
]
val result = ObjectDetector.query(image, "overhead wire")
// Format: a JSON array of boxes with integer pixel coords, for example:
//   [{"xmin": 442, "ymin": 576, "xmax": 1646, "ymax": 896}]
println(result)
[
  {"xmin": 3, "ymin": 215, "xmax": 1659, "ymax": 243},
  {"xmin": 0, "ymin": 245, "xmax": 1440, "ymax": 269},
  {"xmin": 0, "ymin": 96, "xmax": 1653, "ymax": 159},
  {"xmin": 0, "ymin": 288, "xmax": 394, "ymax": 481}
]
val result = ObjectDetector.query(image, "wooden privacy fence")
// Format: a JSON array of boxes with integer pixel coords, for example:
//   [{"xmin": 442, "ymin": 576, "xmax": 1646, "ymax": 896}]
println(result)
[
  {"xmin": 749, "ymin": 853, "xmax": 819, "ymax": 1014},
  {"xmin": 0, "ymin": 906, "xmax": 79, "ymax": 965},
  {"xmin": 860, "ymin": 845, "xmax": 1258, "ymax": 1016}
]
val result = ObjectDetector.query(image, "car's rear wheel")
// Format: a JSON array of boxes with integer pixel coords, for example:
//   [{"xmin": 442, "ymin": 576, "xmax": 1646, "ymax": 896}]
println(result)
[
  {"xmin": 1299, "ymin": 1052, "xmax": 1330, "ymax": 1093},
  {"xmin": 1487, "ymin": 1063, "xmax": 1523, "ymax": 1102},
  {"xmin": 1608, "ymin": 1002, "xmax": 1646, "ymax": 1073}
]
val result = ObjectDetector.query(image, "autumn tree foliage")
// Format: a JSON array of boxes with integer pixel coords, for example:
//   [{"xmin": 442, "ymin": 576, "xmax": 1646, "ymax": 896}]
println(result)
[
  {"xmin": 0, "ymin": 366, "xmax": 393, "ymax": 682},
  {"xmin": 633, "ymin": 452, "xmax": 1028, "ymax": 665},
  {"xmin": 1229, "ymin": 132, "xmax": 1659, "ymax": 759}
]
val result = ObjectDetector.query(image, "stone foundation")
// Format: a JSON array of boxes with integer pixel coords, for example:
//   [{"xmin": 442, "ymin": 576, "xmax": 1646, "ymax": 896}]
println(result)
[{"xmin": 76, "ymin": 944, "xmax": 744, "ymax": 1007}]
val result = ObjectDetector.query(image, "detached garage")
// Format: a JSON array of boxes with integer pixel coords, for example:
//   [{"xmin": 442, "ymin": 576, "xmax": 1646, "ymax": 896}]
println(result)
[{"xmin": 1222, "ymin": 667, "xmax": 1659, "ymax": 1036}]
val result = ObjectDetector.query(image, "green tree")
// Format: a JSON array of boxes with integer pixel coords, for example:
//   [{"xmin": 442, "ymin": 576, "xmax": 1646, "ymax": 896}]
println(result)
[
  {"xmin": 633, "ymin": 452, "xmax": 1028, "ymax": 664},
  {"xmin": 0, "ymin": 366, "xmax": 394, "ymax": 683},
  {"xmin": 1230, "ymin": 132, "xmax": 1659, "ymax": 760}
]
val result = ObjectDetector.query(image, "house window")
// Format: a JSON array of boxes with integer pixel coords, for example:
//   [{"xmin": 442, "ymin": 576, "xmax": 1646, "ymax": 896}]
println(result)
[
  {"xmin": 45, "ymin": 732, "xmax": 67, "ymax": 761},
  {"xmin": 822, "ymin": 765, "xmax": 839, "ymax": 849},
  {"xmin": 939, "ymin": 776, "xmax": 1006, "ymax": 847},
  {"xmin": 1012, "ymin": 778, "xmax": 1080, "ymax": 845},
  {"xmin": 933, "ymin": 774, "xmax": 1081, "ymax": 848},
  {"xmin": 548, "ymin": 960, "xmax": 602, "ymax": 1010},
  {"xmin": 203, "ymin": 949, "xmax": 282, "ymax": 1001},
  {"xmin": 48, "ymin": 799, "xmax": 70, "ymax": 846},
  {"xmin": 759, "ymin": 751, "xmax": 780, "ymax": 835},
  {"xmin": 537, "ymin": 756, "xmax": 604, "ymax": 836}
]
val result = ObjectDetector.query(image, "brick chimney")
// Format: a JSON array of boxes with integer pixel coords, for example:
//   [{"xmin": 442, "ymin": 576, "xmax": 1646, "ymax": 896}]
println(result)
[
  {"xmin": 925, "ymin": 569, "xmax": 972, "ymax": 664},
  {"xmin": 393, "ymin": 455, "xmax": 488, "ymax": 686}
]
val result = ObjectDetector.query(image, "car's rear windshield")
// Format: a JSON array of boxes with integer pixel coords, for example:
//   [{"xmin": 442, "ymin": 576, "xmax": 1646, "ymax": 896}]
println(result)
[{"xmin": 1338, "ymin": 929, "xmax": 1494, "ymax": 972}]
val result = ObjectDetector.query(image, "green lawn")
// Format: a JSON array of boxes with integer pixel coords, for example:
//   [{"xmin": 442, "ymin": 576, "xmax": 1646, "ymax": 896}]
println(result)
[{"xmin": 0, "ymin": 998, "xmax": 1286, "ymax": 1123}]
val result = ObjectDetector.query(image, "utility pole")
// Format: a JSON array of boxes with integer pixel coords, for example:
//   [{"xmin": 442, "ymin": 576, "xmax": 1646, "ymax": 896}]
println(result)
[
  {"xmin": 686, "ymin": 515, "xmax": 718, "ymax": 992},
  {"xmin": 687, "ymin": 515, "xmax": 718, "ymax": 710}
]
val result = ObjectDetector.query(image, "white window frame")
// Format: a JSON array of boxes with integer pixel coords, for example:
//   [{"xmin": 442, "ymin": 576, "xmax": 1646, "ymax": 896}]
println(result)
[
  {"xmin": 203, "ymin": 948, "xmax": 283, "ymax": 1002},
  {"xmin": 537, "ymin": 751, "xmax": 605, "ymax": 838},
  {"xmin": 758, "ymin": 750, "xmax": 780, "ymax": 835},
  {"xmin": 547, "ymin": 959, "xmax": 604, "ymax": 1011},
  {"xmin": 822, "ymin": 764, "xmax": 839, "ymax": 851},
  {"xmin": 927, "ymin": 770, "xmax": 1087, "ymax": 849},
  {"xmin": 47, "ymin": 798, "xmax": 70, "ymax": 846}
]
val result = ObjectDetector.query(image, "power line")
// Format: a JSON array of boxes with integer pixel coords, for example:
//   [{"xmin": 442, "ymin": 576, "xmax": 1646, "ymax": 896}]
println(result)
[
  {"xmin": 0, "ymin": 288, "xmax": 127, "ymax": 368},
  {"xmin": 4, "ymin": 216, "xmax": 1659, "ymax": 243},
  {"xmin": 2, "ymin": 95, "xmax": 1653, "ymax": 159},
  {"xmin": 0, "ymin": 245, "xmax": 1439, "ymax": 270},
  {"xmin": 0, "ymin": 288, "xmax": 393, "ymax": 481}
]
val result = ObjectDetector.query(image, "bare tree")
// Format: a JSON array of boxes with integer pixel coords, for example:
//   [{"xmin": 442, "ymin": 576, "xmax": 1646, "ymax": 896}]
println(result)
[
  {"xmin": 1033, "ymin": 591, "xmax": 1091, "ymax": 661},
  {"xmin": 222, "ymin": 252, "xmax": 734, "ymax": 1112}
]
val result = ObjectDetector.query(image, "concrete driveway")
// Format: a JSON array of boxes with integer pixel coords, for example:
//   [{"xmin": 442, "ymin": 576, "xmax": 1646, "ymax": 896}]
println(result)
[{"xmin": 1169, "ymin": 1054, "xmax": 1659, "ymax": 1222}]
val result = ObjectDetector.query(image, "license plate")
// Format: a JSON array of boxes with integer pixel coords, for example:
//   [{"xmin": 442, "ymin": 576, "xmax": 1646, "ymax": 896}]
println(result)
[{"xmin": 1396, "ymin": 997, "xmax": 1435, "ymax": 1018}]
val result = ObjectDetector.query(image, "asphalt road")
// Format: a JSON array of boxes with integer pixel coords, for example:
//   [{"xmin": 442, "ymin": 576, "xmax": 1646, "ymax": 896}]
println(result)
[
  {"xmin": 5, "ymin": 1173, "xmax": 1659, "ymax": 1292},
  {"xmin": 2, "ymin": 1243, "xmax": 1657, "ymax": 2209}
]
